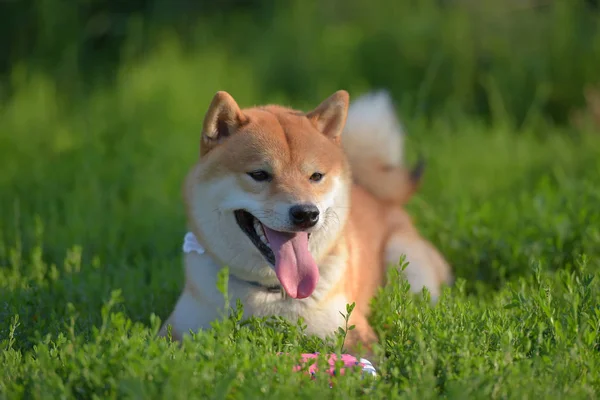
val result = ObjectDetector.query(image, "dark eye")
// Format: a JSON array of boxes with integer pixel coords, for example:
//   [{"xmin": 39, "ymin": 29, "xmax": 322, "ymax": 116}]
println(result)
[
  {"xmin": 310, "ymin": 172, "xmax": 324, "ymax": 182},
  {"xmin": 247, "ymin": 170, "xmax": 271, "ymax": 182}
]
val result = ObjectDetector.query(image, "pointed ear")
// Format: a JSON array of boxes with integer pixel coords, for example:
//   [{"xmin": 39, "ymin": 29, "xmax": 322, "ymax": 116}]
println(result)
[
  {"xmin": 201, "ymin": 91, "xmax": 248, "ymax": 155},
  {"xmin": 306, "ymin": 90, "xmax": 350, "ymax": 142}
]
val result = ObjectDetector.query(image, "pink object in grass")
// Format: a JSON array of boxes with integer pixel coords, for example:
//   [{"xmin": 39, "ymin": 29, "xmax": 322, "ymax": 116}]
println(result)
[{"xmin": 285, "ymin": 353, "xmax": 377, "ymax": 377}]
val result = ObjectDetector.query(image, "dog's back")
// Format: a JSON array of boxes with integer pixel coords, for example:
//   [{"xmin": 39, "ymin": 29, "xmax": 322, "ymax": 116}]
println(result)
[{"xmin": 341, "ymin": 91, "xmax": 453, "ymax": 299}]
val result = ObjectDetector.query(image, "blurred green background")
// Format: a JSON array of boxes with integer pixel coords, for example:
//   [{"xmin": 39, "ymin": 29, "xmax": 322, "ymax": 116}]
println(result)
[
  {"xmin": 1, "ymin": 0, "xmax": 600, "ymax": 334},
  {"xmin": 3, "ymin": 0, "xmax": 600, "ymax": 124}
]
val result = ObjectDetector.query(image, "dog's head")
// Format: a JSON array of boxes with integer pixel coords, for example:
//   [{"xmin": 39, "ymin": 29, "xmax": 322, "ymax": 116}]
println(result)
[{"xmin": 184, "ymin": 91, "xmax": 352, "ymax": 299}]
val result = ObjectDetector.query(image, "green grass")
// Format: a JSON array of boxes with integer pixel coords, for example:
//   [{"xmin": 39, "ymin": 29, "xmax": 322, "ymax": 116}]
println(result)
[
  {"xmin": 2, "ymin": 37, "xmax": 600, "ymax": 399},
  {"xmin": 4, "ymin": 1, "xmax": 600, "ymax": 124}
]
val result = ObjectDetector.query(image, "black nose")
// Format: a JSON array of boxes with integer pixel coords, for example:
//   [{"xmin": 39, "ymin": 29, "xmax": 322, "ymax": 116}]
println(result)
[{"xmin": 289, "ymin": 204, "xmax": 320, "ymax": 228}]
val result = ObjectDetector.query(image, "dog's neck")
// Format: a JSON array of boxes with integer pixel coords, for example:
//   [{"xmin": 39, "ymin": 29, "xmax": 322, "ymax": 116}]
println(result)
[
  {"xmin": 235, "ymin": 277, "xmax": 282, "ymax": 293},
  {"xmin": 183, "ymin": 231, "xmax": 284, "ymax": 295}
]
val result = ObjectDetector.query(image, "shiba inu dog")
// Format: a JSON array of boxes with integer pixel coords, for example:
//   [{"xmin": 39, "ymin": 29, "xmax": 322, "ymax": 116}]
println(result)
[{"xmin": 159, "ymin": 90, "xmax": 452, "ymax": 351}]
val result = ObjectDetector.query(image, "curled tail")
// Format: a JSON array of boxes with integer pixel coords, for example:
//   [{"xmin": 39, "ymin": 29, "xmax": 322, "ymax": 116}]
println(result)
[{"xmin": 341, "ymin": 90, "xmax": 423, "ymax": 204}]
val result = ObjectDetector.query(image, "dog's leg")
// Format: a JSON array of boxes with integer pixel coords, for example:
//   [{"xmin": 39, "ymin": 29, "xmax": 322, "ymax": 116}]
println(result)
[
  {"xmin": 158, "ymin": 315, "xmax": 182, "ymax": 342},
  {"xmin": 157, "ymin": 281, "xmax": 220, "ymax": 342},
  {"xmin": 157, "ymin": 289, "xmax": 200, "ymax": 342},
  {"xmin": 345, "ymin": 312, "xmax": 378, "ymax": 360},
  {"xmin": 383, "ymin": 230, "xmax": 452, "ymax": 303}
]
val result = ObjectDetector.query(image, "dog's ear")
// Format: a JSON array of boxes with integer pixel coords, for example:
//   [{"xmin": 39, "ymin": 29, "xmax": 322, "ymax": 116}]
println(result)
[
  {"xmin": 306, "ymin": 90, "xmax": 349, "ymax": 143},
  {"xmin": 201, "ymin": 91, "xmax": 248, "ymax": 155}
]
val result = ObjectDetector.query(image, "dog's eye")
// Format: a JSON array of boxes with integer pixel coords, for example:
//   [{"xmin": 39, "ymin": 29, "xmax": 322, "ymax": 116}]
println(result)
[
  {"xmin": 247, "ymin": 170, "xmax": 271, "ymax": 182},
  {"xmin": 310, "ymin": 172, "xmax": 324, "ymax": 182}
]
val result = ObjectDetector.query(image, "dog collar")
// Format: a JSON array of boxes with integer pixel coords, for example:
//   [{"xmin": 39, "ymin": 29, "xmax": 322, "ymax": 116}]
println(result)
[
  {"xmin": 242, "ymin": 279, "xmax": 283, "ymax": 294},
  {"xmin": 183, "ymin": 232, "xmax": 284, "ymax": 295}
]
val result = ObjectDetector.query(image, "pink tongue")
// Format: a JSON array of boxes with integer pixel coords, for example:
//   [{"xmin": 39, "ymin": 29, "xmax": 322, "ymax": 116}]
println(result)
[{"xmin": 263, "ymin": 227, "xmax": 319, "ymax": 299}]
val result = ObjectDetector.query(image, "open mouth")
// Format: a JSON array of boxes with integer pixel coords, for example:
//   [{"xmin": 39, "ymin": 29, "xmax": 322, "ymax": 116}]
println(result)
[
  {"xmin": 233, "ymin": 209, "xmax": 319, "ymax": 299},
  {"xmin": 234, "ymin": 210, "xmax": 276, "ymax": 265}
]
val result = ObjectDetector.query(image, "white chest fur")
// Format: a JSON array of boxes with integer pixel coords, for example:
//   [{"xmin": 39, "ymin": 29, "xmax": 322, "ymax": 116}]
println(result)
[{"xmin": 174, "ymin": 232, "xmax": 349, "ymax": 338}]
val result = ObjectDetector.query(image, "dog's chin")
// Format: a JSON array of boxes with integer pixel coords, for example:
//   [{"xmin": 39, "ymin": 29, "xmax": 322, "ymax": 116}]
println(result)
[{"xmin": 233, "ymin": 210, "xmax": 313, "ymax": 267}]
